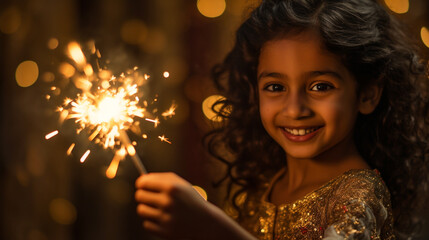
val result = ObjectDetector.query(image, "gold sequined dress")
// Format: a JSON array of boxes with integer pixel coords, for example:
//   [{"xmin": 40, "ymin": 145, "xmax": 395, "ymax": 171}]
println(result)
[{"xmin": 237, "ymin": 169, "xmax": 395, "ymax": 239}]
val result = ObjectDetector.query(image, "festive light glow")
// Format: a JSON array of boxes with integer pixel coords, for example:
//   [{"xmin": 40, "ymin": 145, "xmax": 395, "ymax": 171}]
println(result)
[
  {"xmin": 16, "ymin": 60, "xmax": 39, "ymax": 87},
  {"xmin": 59, "ymin": 62, "xmax": 75, "ymax": 78},
  {"xmin": 197, "ymin": 0, "xmax": 226, "ymax": 18},
  {"xmin": 45, "ymin": 41, "xmax": 175, "ymax": 177},
  {"xmin": 47, "ymin": 38, "xmax": 59, "ymax": 50},
  {"xmin": 384, "ymin": 0, "xmax": 409, "ymax": 14},
  {"xmin": 193, "ymin": 186, "xmax": 208, "ymax": 201},
  {"xmin": 42, "ymin": 72, "xmax": 55, "ymax": 82},
  {"xmin": 421, "ymin": 27, "xmax": 429, "ymax": 48},
  {"xmin": 202, "ymin": 95, "xmax": 229, "ymax": 122}
]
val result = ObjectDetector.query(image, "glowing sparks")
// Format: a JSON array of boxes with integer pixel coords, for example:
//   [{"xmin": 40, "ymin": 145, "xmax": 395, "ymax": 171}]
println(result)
[
  {"xmin": 80, "ymin": 150, "xmax": 91, "ymax": 163},
  {"xmin": 61, "ymin": 81, "xmax": 145, "ymax": 150},
  {"xmin": 45, "ymin": 130, "xmax": 59, "ymax": 139},
  {"xmin": 158, "ymin": 135, "xmax": 171, "ymax": 144},
  {"xmin": 162, "ymin": 103, "xmax": 177, "ymax": 118},
  {"xmin": 45, "ymin": 41, "xmax": 175, "ymax": 178},
  {"xmin": 126, "ymin": 144, "xmax": 136, "ymax": 156},
  {"xmin": 106, "ymin": 149, "xmax": 124, "ymax": 179},
  {"xmin": 145, "ymin": 117, "xmax": 160, "ymax": 127},
  {"xmin": 67, "ymin": 143, "xmax": 75, "ymax": 156}
]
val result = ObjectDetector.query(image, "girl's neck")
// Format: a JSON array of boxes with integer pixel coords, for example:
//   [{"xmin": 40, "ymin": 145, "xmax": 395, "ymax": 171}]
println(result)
[{"xmin": 283, "ymin": 139, "xmax": 370, "ymax": 199}]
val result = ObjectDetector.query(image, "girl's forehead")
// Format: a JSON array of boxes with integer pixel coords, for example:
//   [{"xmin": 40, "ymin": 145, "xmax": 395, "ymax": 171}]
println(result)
[
  {"xmin": 261, "ymin": 30, "xmax": 332, "ymax": 58},
  {"xmin": 259, "ymin": 30, "xmax": 347, "ymax": 73},
  {"xmin": 257, "ymin": 30, "xmax": 357, "ymax": 85}
]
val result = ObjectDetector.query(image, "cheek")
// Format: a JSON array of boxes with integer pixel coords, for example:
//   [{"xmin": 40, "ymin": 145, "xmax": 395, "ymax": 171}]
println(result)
[
  {"xmin": 320, "ymin": 96, "xmax": 358, "ymax": 132},
  {"xmin": 259, "ymin": 100, "xmax": 271, "ymax": 125},
  {"xmin": 258, "ymin": 97, "xmax": 279, "ymax": 133}
]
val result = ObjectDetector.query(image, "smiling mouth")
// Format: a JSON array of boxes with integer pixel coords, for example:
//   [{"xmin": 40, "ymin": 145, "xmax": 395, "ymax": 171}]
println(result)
[{"xmin": 283, "ymin": 127, "xmax": 322, "ymax": 136}]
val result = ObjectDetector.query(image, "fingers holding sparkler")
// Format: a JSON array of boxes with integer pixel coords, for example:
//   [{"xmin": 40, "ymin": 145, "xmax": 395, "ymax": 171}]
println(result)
[{"xmin": 134, "ymin": 172, "xmax": 210, "ymax": 239}]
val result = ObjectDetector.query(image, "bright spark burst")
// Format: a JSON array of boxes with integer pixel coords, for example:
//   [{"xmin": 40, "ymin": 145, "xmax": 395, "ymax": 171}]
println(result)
[{"xmin": 45, "ymin": 41, "xmax": 175, "ymax": 177}]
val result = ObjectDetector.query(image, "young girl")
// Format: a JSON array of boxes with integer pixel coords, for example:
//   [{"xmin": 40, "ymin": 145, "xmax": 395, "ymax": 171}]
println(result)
[{"xmin": 134, "ymin": 0, "xmax": 429, "ymax": 239}]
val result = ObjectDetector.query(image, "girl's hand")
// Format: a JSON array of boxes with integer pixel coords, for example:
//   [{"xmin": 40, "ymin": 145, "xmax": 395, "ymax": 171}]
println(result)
[
  {"xmin": 135, "ymin": 172, "xmax": 257, "ymax": 240},
  {"xmin": 135, "ymin": 172, "xmax": 211, "ymax": 239}
]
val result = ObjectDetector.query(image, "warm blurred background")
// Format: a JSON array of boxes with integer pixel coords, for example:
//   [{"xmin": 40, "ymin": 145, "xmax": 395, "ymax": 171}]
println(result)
[{"xmin": 0, "ymin": 0, "xmax": 428, "ymax": 240}]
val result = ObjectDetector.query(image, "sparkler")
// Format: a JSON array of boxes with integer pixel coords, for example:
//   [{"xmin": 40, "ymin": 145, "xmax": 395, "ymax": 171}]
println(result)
[{"xmin": 45, "ymin": 41, "xmax": 175, "ymax": 178}]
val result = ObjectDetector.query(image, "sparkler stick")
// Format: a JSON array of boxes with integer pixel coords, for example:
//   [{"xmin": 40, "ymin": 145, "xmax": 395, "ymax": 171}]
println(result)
[{"xmin": 119, "ymin": 129, "xmax": 147, "ymax": 174}]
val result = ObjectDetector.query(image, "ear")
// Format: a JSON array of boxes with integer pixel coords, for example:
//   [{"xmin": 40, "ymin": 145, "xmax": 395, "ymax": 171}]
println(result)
[{"xmin": 358, "ymin": 84, "xmax": 383, "ymax": 115}]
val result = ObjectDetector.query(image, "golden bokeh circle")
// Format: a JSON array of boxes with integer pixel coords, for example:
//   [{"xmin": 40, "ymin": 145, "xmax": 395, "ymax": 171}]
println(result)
[
  {"xmin": 15, "ymin": 60, "xmax": 39, "ymax": 87},
  {"xmin": 197, "ymin": 0, "xmax": 226, "ymax": 18},
  {"xmin": 193, "ymin": 185, "xmax": 208, "ymax": 201},
  {"xmin": 202, "ymin": 95, "xmax": 228, "ymax": 122},
  {"xmin": 384, "ymin": 0, "xmax": 409, "ymax": 14},
  {"xmin": 420, "ymin": 27, "xmax": 429, "ymax": 48}
]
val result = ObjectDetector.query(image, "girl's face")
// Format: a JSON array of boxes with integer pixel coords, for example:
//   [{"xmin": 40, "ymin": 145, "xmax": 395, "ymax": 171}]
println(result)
[{"xmin": 257, "ymin": 30, "xmax": 362, "ymax": 161}]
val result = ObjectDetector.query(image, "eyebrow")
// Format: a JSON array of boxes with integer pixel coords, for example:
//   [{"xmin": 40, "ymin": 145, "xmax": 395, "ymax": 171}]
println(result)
[
  {"xmin": 257, "ymin": 70, "xmax": 344, "ymax": 82},
  {"xmin": 257, "ymin": 71, "xmax": 285, "ymax": 81}
]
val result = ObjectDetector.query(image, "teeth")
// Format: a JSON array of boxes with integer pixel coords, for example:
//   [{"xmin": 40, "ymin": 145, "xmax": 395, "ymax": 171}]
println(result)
[{"xmin": 284, "ymin": 127, "xmax": 319, "ymax": 136}]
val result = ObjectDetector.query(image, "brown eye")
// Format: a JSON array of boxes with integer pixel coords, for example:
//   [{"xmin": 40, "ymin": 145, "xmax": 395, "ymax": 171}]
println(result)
[
  {"xmin": 264, "ymin": 84, "xmax": 285, "ymax": 92},
  {"xmin": 310, "ymin": 83, "xmax": 334, "ymax": 91}
]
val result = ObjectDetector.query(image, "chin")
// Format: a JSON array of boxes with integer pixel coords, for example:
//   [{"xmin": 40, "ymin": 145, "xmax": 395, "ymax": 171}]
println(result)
[{"xmin": 284, "ymin": 151, "xmax": 319, "ymax": 160}]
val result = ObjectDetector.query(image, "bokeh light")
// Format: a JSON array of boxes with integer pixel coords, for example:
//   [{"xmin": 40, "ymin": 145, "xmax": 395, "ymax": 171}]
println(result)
[
  {"xmin": 58, "ymin": 62, "xmax": 76, "ymax": 78},
  {"xmin": 193, "ymin": 185, "xmax": 208, "ymax": 201},
  {"xmin": 163, "ymin": 71, "xmax": 170, "ymax": 78},
  {"xmin": 0, "ymin": 6, "xmax": 21, "ymax": 34},
  {"xmin": 41, "ymin": 72, "xmax": 55, "ymax": 82},
  {"xmin": 197, "ymin": 0, "xmax": 226, "ymax": 18},
  {"xmin": 49, "ymin": 198, "xmax": 77, "ymax": 225},
  {"xmin": 421, "ymin": 27, "xmax": 429, "ymax": 48},
  {"xmin": 202, "ymin": 95, "xmax": 226, "ymax": 122},
  {"xmin": 384, "ymin": 0, "xmax": 409, "ymax": 14},
  {"xmin": 162, "ymin": 57, "xmax": 188, "ymax": 86},
  {"xmin": 120, "ymin": 19, "xmax": 148, "ymax": 45},
  {"xmin": 47, "ymin": 38, "xmax": 59, "ymax": 50},
  {"xmin": 15, "ymin": 61, "xmax": 39, "ymax": 87}
]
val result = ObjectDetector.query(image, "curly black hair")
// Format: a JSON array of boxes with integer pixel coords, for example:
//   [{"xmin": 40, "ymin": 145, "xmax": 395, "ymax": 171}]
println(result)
[{"xmin": 205, "ymin": 0, "xmax": 429, "ymax": 238}]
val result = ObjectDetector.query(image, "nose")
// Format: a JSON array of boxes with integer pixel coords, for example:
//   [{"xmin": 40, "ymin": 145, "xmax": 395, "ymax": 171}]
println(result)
[{"xmin": 282, "ymin": 90, "xmax": 312, "ymax": 119}]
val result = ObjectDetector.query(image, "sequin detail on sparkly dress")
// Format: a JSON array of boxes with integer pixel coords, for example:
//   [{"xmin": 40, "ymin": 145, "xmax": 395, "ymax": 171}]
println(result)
[{"xmin": 236, "ymin": 169, "xmax": 395, "ymax": 240}]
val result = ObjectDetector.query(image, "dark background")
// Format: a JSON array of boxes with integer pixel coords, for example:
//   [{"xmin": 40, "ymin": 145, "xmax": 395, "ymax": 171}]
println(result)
[{"xmin": 1, "ymin": 0, "xmax": 428, "ymax": 239}]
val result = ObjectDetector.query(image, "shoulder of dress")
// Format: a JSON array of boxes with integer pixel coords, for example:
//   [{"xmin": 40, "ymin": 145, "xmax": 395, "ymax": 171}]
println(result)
[
  {"xmin": 328, "ymin": 169, "xmax": 391, "ymax": 203},
  {"xmin": 323, "ymin": 169, "xmax": 395, "ymax": 239}
]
